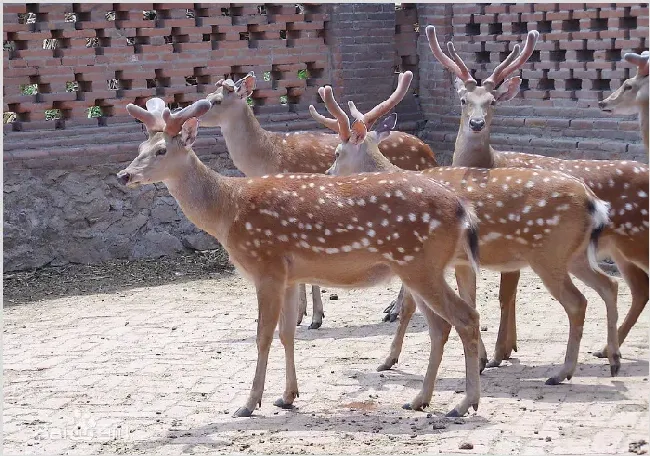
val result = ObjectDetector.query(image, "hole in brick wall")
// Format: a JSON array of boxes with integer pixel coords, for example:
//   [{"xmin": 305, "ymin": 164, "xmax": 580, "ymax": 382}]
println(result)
[
  {"xmin": 279, "ymin": 95, "xmax": 288, "ymax": 105},
  {"xmin": 239, "ymin": 32, "xmax": 249, "ymax": 41},
  {"xmin": 576, "ymin": 49, "xmax": 595, "ymax": 62},
  {"xmin": 86, "ymin": 37, "xmax": 99, "ymax": 48},
  {"xmin": 466, "ymin": 23, "xmax": 481, "ymax": 36},
  {"xmin": 565, "ymin": 78, "xmax": 582, "ymax": 91},
  {"xmin": 538, "ymin": 77, "xmax": 554, "ymax": 90},
  {"xmin": 3, "ymin": 40, "xmax": 16, "ymax": 52},
  {"xmin": 550, "ymin": 49, "xmax": 566, "ymax": 62},
  {"xmin": 20, "ymin": 83, "xmax": 38, "ymax": 95},
  {"xmin": 297, "ymin": 69, "xmax": 308, "ymax": 80},
  {"xmin": 295, "ymin": 4, "xmax": 305, "ymax": 14},
  {"xmin": 488, "ymin": 23, "xmax": 502, "ymax": 35},
  {"xmin": 146, "ymin": 79, "xmax": 157, "ymax": 88},
  {"xmin": 304, "ymin": 4, "xmax": 323, "ymax": 14},
  {"xmin": 88, "ymin": 106, "xmax": 103, "ymax": 118},
  {"xmin": 512, "ymin": 22, "xmax": 528, "ymax": 34},
  {"xmin": 263, "ymin": 71, "xmax": 272, "ymax": 82},
  {"xmin": 592, "ymin": 79, "xmax": 610, "ymax": 91},
  {"xmin": 18, "ymin": 12, "xmax": 36, "ymax": 24},
  {"xmin": 66, "ymin": 81, "xmax": 79, "ymax": 92},
  {"xmin": 107, "ymin": 79, "xmax": 120, "ymax": 90},
  {"xmin": 143, "ymin": 10, "xmax": 157, "ymax": 20},
  {"xmin": 106, "ymin": 11, "xmax": 115, "ymax": 21},
  {"xmin": 64, "ymin": 12, "xmax": 77, "ymax": 22},
  {"xmin": 529, "ymin": 50, "xmax": 541, "ymax": 63},
  {"xmin": 164, "ymin": 35, "xmax": 173, "ymax": 44},
  {"xmin": 562, "ymin": 19, "xmax": 580, "ymax": 32},
  {"xmin": 42, "ymin": 39, "xmax": 60, "ymax": 50},
  {"xmin": 3, "ymin": 112, "xmax": 17, "ymax": 124},
  {"xmin": 280, "ymin": 30, "xmax": 287, "ymax": 40},
  {"xmin": 45, "ymin": 109, "xmax": 62, "ymax": 121},
  {"xmin": 537, "ymin": 20, "xmax": 552, "ymax": 33},
  {"xmin": 590, "ymin": 18, "xmax": 608, "ymax": 31},
  {"xmin": 186, "ymin": 9, "xmax": 195, "ymax": 19},
  {"xmin": 257, "ymin": 5, "xmax": 267, "ymax": 15},
  {"xmin": 606, "ymin": 49, "xmax": 622, "ymax": 61},
  {"xmin": 519, "ymin": 78, "xmax": 529, "ymax": 91},
  {"xmin": 221, "ymin": 8, "xmax": 230, "ymax": 16},
  {"xmin": 475, "ymin": 51, "xmax": 490, "ymax": 64},
  {"xmin": 620, "ymin": 15, "xmax": 637, "ymax": 29},
  {"xmin": 126, "ymin": 37, "xmax": 135, "ymax": 46},
  {"xmin": 185, "ymin": 76, "xmax": 197, "ymax": 86}
]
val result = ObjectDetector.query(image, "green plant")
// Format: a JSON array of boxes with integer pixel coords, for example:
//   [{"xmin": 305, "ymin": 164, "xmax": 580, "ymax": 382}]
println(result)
[
  {"xmin": 279, "ymin": 95, "xmax": 288, "ymax": 105},
  {"xmin": 297, "ymin": 69, "xmax": 308, "ymax": 80},
  {"xmin": 20, "ymin": 84, "xmax": 38, "ymax": 95},
  {"xmin": 263, "ymin": 71, "xmax": 271, "ymax": 82},
  {"xmin": 3, "ymin": 112, "xmax": 17, "ymax": 124},
  {"xmin": 87, "ymin": 106, "xmax": 102, "ymax": 118},
  {"xmin": 45, "ymin": 109, "xmax": 62, "ymax": 121},
  {"xmin": 66, "ymin": 81, "xmax": 79, "ymax": 92},
  {"xmin": 246, "ymin": 97, "xmax": 254, "ymax": 107}
]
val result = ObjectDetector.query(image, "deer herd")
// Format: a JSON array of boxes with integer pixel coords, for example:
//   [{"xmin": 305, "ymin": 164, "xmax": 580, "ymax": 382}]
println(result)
[{"xmin": 116, "ymin": 26, "xmax": 649, "ymax": 418}]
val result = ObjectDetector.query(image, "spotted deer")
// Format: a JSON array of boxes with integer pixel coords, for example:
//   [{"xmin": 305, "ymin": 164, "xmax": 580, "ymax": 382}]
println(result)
[
  {"xmin": 198, "ymin": 72, "xmax": 438, "ymax": 330},
  {"xmin": 311, "ymin": 85, "xmax": 618, "ymax": 384},
  {"xmin": 599, "ymin": 51, "xmax": 649, "ymax": 155},
  {"xmin": 117, "ymin": 97, "xmax": 483, "ymax": 418},
  {"xmin": 426, "ymin": 25, "xmax": 649, "ymax": 362}
]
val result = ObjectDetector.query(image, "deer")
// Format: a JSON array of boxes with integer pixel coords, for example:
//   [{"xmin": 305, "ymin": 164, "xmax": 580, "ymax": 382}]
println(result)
[
  {"xmin": 310, "ymin": 84, "xmax": 618, "ymax": 384},
  {"xmin": 425, "ymin": 25, "xmax": 649, "ymax": 364},
  {"xmin": 599, "ymin": 51, "xmax": 649, "ymax": 155},
  {"xmin": 117, "ymin": 96, "xmax": 483, "ymax": 418},
  {"xmin": 197, "ymin": 71, "xmax": 439, "ymax": 330}
]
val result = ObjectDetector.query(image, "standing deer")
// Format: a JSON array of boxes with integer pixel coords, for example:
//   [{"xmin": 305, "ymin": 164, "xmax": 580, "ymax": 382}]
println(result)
[
  {"xmin": 599, "ymin": 51, "xmax": 649, "ymax": 155},
  {"xmin": 197, "ymin": 72, "xmax": 438, "ymax": 329},
  {"xmin": 117, "ymin": 97, "xmax": 482, "ymax": 417},
  {"xmin": 311, "ymin": 86, "xmax": 618, "ymax": 383},
  {"xmin": 426, "ymin": 26, "xmax": 649, "ymax": 363}
]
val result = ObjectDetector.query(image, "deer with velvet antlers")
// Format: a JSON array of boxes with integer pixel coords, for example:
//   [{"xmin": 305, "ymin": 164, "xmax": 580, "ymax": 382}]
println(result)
[
  {"xmin": 196, "ymin": 72, "xmax": 438, "ymax": 330},
  {"xmin": 426, "ymin": 25, "xmax": 649, "ymax": 364},
  {"xmin": 117, "ymin": 97, "xmax": 483, "ymax": 417},
  {"xmin": 599, "ymin": 51, "xmax": 649, "ymax": 155},
  {"xmin": 310, "ymin": 81, "xmax": 618, "ymax": 384}
]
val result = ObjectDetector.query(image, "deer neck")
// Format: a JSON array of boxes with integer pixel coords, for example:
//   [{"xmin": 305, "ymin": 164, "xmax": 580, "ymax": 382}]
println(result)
[
  {"xmin": 164, "ymin": 152, "xmax": 237, "ymax": 243},
  {"xmin": 363, "ymin": 146, "xmax": 400, "ymax": 173},
  {"xmin": 218, "ymin": 104, "xmax": 274, "ymax": 176},
  {"xmin": 452, "ymin": 121, "xmax": 496, "ymax": 168}
]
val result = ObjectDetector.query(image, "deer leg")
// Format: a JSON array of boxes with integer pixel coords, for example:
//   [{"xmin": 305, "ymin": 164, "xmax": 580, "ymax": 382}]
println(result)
[
  {"xmin": 531, "ymin": 267, "xmax": 587, "ymax": 386},
  {"xmin": 233, "ymin": 279, "xmax": 284, "ymax": 418},
  {"xmin": 401, "ymin": 276, "xmax": 480, "ymax": 417},
  {"xmin": 377, "ymin": 286, "xmax": 417, "ymax": 371},
  {"xmin": 296, "ymin": 283, "xmax": 308, "ymax": 326},
  {"xmin": 383, "ymin": 286, "xmax": 405, "ymax": 323},
  {"xmin": 308, "ymin": 285, "xmax": 325, "ymax": 329},
  {"xmin": 274, "ymin": 284, "xmax": 300, "ymax": 408},
  {"xmin": 487, "ymin": 271, "xmax": 521, "ymax": 368},
  {"xmin": 455, "ymin": 265, "xmax": 488, "ymax": 372},
  {"xmin": 594, "ymin": 254, "xmax": 648, "ymax": 359},
  {"xmin": 569, "ymin": 253, "xmax": 621, "ymax": 376}
]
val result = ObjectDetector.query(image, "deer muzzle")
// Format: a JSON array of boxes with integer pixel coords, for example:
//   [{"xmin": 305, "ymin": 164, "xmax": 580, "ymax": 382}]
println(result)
[
  {"xmin": 116, "ymin": 170, "xmax": 131, "ymax": 186},
  {"xmin": 469, "ymin": 118, "xmax": 486, "ymax": 132}
]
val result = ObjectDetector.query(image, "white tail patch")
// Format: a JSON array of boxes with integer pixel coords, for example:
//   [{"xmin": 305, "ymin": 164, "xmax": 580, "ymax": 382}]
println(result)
[{"xmin": 587, "ymin": 197, "xmax": 611, "ymax": 270}]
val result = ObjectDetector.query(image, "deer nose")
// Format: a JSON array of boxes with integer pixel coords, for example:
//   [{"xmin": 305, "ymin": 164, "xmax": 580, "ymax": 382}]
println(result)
[
  {"xmin": 598, "ymin": 100, "xmax": 606, "ymax": 109},
  {"xmin": 116, "ymin": 170, "xmax": 130, "ymax": 185},
  {"xmin": 469, "ymin": 118, "xmax": 485, "ymax": 131}
]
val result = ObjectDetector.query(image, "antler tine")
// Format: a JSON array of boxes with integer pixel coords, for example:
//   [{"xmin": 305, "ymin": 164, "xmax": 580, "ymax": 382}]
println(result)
[
  {"xmin": 446, "ymin": 42, "xmax": 476, "ymax": 86},
  {"xmin": 358, "ymin": 71, "xmax": 414, "ymax": 129},
  {"xmin": 624, "ymin": 51, "xmax": 650, "ymax": 77},
  {"xmin": 318, "ymin": 86, "xmax": 351, "ymax": 141},
  {"xmin": 426, "ymin": 25, "xmax": 475, "ymax": 84},
  {"xmin": 485, "ymin": 30, "xmax": 540, "ymax": 88},
  {"xmin": 126, "ymin": 103, "xmax": 166, "ymax": 133},
  {"xmin": 162, "ymin": 99, "xmax": 212, "ymax": 137},
  {"xmin": 308, "ymin": 104, "xmax": 340, "ymax": 132}
]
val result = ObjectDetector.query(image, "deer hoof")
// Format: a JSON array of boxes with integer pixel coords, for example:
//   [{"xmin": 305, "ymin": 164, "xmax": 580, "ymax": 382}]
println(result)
[
  {"xmin": 233, "ymin": 407, "xmax": 253, "ymax": 418},
  {"xmin": 472, "ymin": 403, "xmax": 479, "ymax": 411},
  {"xmin": 479, "ymin": 357, "xmax": 487, "ymax": 374},
  {"xmin": 611, "ymin": 361, "xmax": 621, "ymax": 377},
  {"xmin": 377, "ymin": 358, "xmax": 397, "ymax": 372},
  {"xmin": 389, "ymin": 312, "xmax": 399, "ymax": 323},
  {"xmin": 273, "ymin": 398, "xmax": 295, "ymax": 409},
  {"xmin": 545, "ymin": 377, "xmax": 562, "ymax": 386},
  {"xmin": 592, "ymin": 348, "xmax": 608, "ymax": 359},
  {"xmin": 308, "ymin": 321, "xmax": 322, "ymax": 330},
  {"xmin": 485, "ymin": 359, "xmax": 501, "ymax": 369}
]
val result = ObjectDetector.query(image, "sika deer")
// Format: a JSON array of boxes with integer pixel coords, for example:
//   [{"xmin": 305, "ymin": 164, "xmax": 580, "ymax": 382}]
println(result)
[
  {"xmin": 118, "ymin": 97, "xmax": 482, "ymax": 417},
  {"xmin": 198, "ymin": 72, "xmax": 438, "ymax": 330},
  {"xmin": 426, "ymin": 26, "xmax": 649, "ymax": 363},
  {"xmin": 600, "ymin": 51, "xmax": 649, "ymax": 155},
  {"xmin": 312, "ymin": 88, "xmax": 618, "ymax": 383}
]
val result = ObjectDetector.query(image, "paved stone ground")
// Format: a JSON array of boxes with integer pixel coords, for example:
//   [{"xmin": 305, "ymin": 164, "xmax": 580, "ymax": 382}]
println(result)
[{"xmin": 4, "ymin": 269, "xmax": 648, "ymax": 455}]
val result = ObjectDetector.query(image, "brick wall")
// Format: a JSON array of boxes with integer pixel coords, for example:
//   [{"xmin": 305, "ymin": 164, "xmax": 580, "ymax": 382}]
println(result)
[{"xmin": 417, "ymin": 3, "xmax": 649, "ymax": 164}]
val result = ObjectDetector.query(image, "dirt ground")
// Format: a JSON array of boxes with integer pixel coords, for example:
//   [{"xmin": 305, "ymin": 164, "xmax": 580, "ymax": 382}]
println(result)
[{"xmin": 3, "ymin": 253, "xmax": 649, "ymax": 455}]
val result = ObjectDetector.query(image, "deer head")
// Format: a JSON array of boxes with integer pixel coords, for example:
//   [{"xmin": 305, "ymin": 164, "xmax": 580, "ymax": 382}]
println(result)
[
  {"xmin": 117, "ymin": 98, "xmax": 212, "ymax": 187},
  {"xmin": 309, "ymin": 72, "xmax": 413, "ymax": 175},
  {"xmin": 426, "ymin": 26, "xmax": 539, "ymax": 136},
  {"xmin": 201, "ymin": 72, "xmax": 256, "ymax": 127},
  {"xmin": 599, "ymin": 51, "xmax": 649, "ymax": 116}
]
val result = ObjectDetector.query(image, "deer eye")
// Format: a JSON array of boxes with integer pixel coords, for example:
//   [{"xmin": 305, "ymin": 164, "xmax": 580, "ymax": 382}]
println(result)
[
  {"xmin": 490, "ymin": 99, "xmax": 496, "ymax": 106},
  {"xmin": 156, "ymin": 148, "xmax": 167, "ymax": 156},
  {"xmin": 460, "ymin": 98, "xmax": 467, "ymax": 105},
  {"xmin": 624, "ymin": 84, "xmax": 632, "ymax": 91},
  {"xmin": 334, "ymin": 151, "xmax": 340, "ymax": 158}
]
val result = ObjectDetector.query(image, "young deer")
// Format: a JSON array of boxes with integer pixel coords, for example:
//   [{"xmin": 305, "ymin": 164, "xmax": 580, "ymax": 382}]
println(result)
[
  {"xmin": 198, "ymin": 72, "xmax": 438, "ymax": 330},
  {"xmin": 427, "ymin": 26, "xmax": 649, "ymax": 362},
  {"xmin": 117, "ymin": 97, "xmax": 483, "ymax": 417},
  {"xmin": 311, "ymin": 88, "xmax": 618, "ymax": 384},
  {"xmin": 599, "ymin": 51, "xmax": 649, "ymax": 154}
]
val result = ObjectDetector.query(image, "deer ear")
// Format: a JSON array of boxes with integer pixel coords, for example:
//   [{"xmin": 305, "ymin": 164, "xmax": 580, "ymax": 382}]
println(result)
[
  {"xmin": 236, "ymin": 72, "xmax": 257, "ymax": 98},
  {"xmin": 349, "ymin": 120, "xmax": 367, "ymax": 145},
  {"xmin": 496, "ymin": 76, "xmax": 521, "ymax": 103},
  {"xmin": 454, "ymin": 77, "xmax": 467, "ymax": 96},
  {"xmin": 181, "ymin": 118, "xmax": 199, "ymax": 148},
  {"xmin": 374, "ymin": 113, "xmax": 397, "ymax": 142}
]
